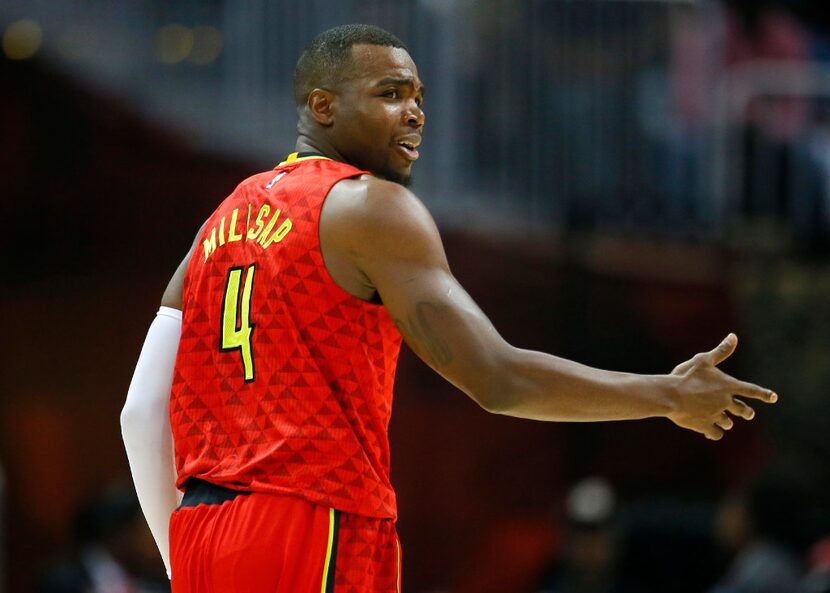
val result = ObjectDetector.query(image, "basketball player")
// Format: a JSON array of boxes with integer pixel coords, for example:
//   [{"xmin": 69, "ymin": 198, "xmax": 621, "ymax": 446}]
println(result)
[{"xmin": 121, "ymin": 24, "xmax": 777, "ymax": 593}]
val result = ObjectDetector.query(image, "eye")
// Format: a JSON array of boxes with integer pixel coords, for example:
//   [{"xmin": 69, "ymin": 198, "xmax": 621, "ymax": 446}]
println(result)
[
  {"xmin": 415, "ymin": 96, "xmax": 423, "ymax": 107},
  {"xmin": 382, "ymin": 89, "xmax": 398, "ymax": 99}
]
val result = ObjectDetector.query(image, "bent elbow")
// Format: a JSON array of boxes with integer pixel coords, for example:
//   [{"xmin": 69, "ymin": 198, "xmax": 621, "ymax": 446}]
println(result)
[
  {"xmin": 120, "ymin": 397, "xmax": 158, "ymax": 439},
  {"xmin": 460, "ymin": 345, "xmax": 523, "ymax": 415},
  {"xmin": 476, "ymin": 389, "xmax": 517, "ymax": 415},
  {"xmin": 120, "ymin": 403, "xmax": 140, "ymax": 440},
  {"xmin": 466, "ymin": 370, "xmax": 519, "ymax": 415}
]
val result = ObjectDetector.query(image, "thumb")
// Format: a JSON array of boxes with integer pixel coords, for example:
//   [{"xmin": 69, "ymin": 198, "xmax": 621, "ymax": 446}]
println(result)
[{"xmin": 709, "ymin": 333, "xmax": 737, "ymax": 366}]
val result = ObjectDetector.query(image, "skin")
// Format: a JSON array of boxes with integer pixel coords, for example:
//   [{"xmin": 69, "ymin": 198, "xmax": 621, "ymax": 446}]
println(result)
[{"xmin": 162, "ymin": 43, "xmax": 777, "ymax": 440}]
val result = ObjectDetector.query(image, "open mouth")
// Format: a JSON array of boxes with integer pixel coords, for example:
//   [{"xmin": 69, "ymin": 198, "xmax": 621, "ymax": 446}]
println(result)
[{"xmin": 396, "ymin": 139, "xmax": 420, "ymax": 161}]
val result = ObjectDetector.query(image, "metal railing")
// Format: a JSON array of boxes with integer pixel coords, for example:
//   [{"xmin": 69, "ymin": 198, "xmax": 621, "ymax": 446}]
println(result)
[
  {"xmin": 710, "ymin": 60, "xmax": 830, "ymax": 240},
  {"xmin": 3, "ymin": 0, "xmax": 827, "ymax": 243}
]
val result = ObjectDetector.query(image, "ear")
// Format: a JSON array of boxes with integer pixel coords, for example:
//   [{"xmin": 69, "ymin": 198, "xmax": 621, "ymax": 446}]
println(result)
[{"xmin": 307, "ymin": 88, "xmax": 336, "ymax": 126}]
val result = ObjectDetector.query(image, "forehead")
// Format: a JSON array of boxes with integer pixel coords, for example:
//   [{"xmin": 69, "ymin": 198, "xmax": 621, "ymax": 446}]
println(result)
[{"xmin": 344, "ymin": 44, "xmax": 420, "ymax": 86}]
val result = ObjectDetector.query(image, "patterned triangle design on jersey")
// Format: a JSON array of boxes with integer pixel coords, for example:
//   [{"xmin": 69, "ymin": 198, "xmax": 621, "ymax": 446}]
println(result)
[
  {"xmin": 325, "ymin": 303, "xmax": 349, "ymax": 321},
  {"xmin": 307, "ymin": 314, "xmax": 330, "ymax": 331},
  {"xmin": 198, "ymin": 410, "xmax": 218, "ymax": 423},
  {"xmin": 292, "ymin": 258, "xmax": 317, "ymax": 279},
  {"xmin": 298, "ymin": 440, "xmax": 324, "ymax": 453},
  {"xmin": 290, "ymin": 280, "xmax": 310, "ymax": 295},
  {"xmin": 327, "ymin": 416, "xmax": 351, "ymax": 430},
  {"xmin": 318, "ymin": 334, "xmax": 340, "ymax": 349},
  {"xmin": 189, "ymin": 397, "xmax": 208, "ymax": 409},
  {"xmin": 276, "ymin": 385, "xmax": 298, "ymax": 400},
  {"xmin": 342, "ymin": 473, "xmax": 366, "ymax": 490},
  {"xmin": 215, "ymin": 436, "xmax": 235, "ymax": 449},
  {"xmin": 192, "ymin": 339, "xmax": 211, "ymax": 353},
  {"xmin": 181, "ymin": 325, "xmax": 199, "ymax": 339},
  {"xmin": 279, "ymin": 274, "xmax": 302, "ymax": 292},
  {"xmin": 271, "ymin": 464, "xmax": 291, "ymax": 477},
  {"xmin": 243, "ymin": 419, "xmax": 261, "ymax": 432},
  {"xmin": 301, "ymin": 412, "xmax": 323, "ymax": 428},
  {"xmin": 286, "ymin": 452, "xmax": 306, "ymax": 466},
  {"xmin": 224, "ymin": 393, "xmax": 244, "ymax": 406},
  {"xmin": 215, "ymin": 249, "xmax": 232, "ymax": 264},
  {"xmin": 294, "ymin": 251, "xmax": 316, "ymax": 267},
  {"xmin": 295, "ymin": 207, "xmax": 315, "ymax": 223},
  {"xmin": 171, "ymin": 159, "xmax": 401, "ymax": 519}
]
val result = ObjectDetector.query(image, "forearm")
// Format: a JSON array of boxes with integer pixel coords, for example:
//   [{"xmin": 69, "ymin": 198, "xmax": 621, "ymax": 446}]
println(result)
[
  {"xmin": 489, "ymin": 347, "xmax": 675, "ymax": 422},
  {"xmin": 121, "ymin": 307, "xmax": 182, "ymax": 578}
]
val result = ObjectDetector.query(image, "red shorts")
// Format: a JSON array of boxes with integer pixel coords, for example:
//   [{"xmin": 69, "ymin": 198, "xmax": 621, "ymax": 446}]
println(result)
[{"xmin": 169, "ymin": 480, "xmax": 402, "ymax": 593}]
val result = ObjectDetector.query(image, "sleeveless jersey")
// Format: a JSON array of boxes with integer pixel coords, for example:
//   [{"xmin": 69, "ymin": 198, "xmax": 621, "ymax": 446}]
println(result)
[{"xmin": 171, "ymin": 153, "xmax": 403, "ymax": 519}]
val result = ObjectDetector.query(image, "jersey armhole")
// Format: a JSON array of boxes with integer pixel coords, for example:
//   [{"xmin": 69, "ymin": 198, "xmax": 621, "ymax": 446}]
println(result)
[{"xmin": 316, "ymin": 174, "xmax": 384, "ymax": 308}]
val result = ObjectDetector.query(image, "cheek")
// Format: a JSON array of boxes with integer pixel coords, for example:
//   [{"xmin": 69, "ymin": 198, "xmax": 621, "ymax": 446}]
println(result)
[{"xmin": 358, "ymin": 103, "xmax": 398, "ymax": 133}]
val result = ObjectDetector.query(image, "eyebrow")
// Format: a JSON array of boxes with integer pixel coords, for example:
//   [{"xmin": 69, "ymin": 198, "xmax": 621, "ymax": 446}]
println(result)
[{"xmin": 376, "ymin": 77, "xmax": 426, "ymax": 98}]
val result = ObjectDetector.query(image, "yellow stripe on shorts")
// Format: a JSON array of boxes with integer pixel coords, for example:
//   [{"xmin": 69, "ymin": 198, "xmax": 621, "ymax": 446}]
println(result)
[
  {"xmin": 320, "ymin": 508, "xmax": 337, "ymax": 593},
  {"xmin": 395, "ymin": 535, "xmax": 402, "ymax": 593}
]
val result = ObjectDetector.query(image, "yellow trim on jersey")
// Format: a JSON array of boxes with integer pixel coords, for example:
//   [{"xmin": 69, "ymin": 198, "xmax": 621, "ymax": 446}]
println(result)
[
  {"xmin": 320, "ymin": 508, "xmax": 336, "ymax": 593},
  {"xmin": 280, "ymin": 152, "xmax": 332, "ymax": 165}
]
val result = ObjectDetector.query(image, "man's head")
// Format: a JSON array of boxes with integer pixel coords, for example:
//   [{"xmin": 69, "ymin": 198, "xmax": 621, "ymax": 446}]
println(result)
[{"xmin": 294, "ymin": 24, "xmax": 425, "ymax": 186}]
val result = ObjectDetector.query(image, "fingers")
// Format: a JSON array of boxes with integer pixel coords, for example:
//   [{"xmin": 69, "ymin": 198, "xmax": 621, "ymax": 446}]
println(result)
[
  {"xmin": 708, "ymin": 333, "xmax": 738, "ymax": 366},
  {"xmin": 714, "ymin": 413, "xmax": 733, "ymax": 431},
  {"xmin": 728, "ymin": 397, "xmax": 755, "ymax": 420},
  {"xmin": 705, "ymin": 425, "xmax": 725, "ymax": 441},
  {"xmin": 700, "ymin": 401, "xmax": 760, "ymax": 440},
  {"xmin": 731, "ymin": 379, "xmax": 778, "ymax": 403}
]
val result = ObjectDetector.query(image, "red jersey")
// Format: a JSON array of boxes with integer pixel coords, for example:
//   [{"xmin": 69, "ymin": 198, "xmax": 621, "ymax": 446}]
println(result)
[{"xmin": 171, "ymin": 153, "xmax": 403, "ymax": 519}]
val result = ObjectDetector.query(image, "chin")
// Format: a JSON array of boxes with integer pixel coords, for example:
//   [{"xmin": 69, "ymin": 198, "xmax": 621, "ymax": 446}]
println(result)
[{"xmin": 379, "ymin": 166, "xmax": 413, "ymax": 188}]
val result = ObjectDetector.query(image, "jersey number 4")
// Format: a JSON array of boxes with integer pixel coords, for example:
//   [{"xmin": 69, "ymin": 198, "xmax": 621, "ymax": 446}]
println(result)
[{"xmin": 220, "ymin": 264, "xmax": 256, "ymax": 382}]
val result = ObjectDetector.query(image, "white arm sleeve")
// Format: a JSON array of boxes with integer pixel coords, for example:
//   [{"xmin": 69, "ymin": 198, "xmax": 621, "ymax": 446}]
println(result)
[{"xmin": 120, "ymin": 306, "xmax": 182, "ymax": 579}]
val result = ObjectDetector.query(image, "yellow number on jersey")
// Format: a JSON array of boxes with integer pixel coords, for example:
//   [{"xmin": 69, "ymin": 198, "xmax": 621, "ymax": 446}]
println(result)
[{"xmin": 220, "ymin": 264, "xmax": 256, "ymax": 382}]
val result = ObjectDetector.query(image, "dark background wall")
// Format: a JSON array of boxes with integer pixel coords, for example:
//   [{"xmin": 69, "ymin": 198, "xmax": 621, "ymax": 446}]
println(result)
[{"xmin": 2, "ymin": 1, "xmax": 830, "ymax": 592}]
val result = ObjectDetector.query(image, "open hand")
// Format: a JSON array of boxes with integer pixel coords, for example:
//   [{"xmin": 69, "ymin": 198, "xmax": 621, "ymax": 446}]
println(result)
[{"xmin": 667, "ymin": 333, "xmax": 777, "ymax": 440}]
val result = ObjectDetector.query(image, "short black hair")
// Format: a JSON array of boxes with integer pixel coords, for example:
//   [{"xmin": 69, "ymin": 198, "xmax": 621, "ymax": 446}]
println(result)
[{"xmin": 293, "ymin": 24, "xmax": 408, "ymax": 106}]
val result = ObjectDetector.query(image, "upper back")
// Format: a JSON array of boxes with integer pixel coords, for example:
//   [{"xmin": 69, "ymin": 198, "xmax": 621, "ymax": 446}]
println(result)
[{"xmin": 171, "ymin": 154, "xmax": 404, "ymax": 518}]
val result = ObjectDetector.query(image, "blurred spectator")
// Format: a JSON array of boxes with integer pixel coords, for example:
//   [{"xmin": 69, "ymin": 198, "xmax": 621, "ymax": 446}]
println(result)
[
  {"xmin": 535, "ymin": 477, "xmax": 628, "ymax": 593},
  {"xmin": 720, "ymin": 0, "xmax": 828, "ymax": 243},
  {"xmin": 801, "ymin": 537, "xmax": 830, "ymax": 593},
  {"xmin": 709, "ymin": 470, "xmax": 808, "ymax": 593},
  {"xmin": 723, "ymin": 0, "xmax": 811, "ymax": 142},
  {"xmin": 37, "ymin": 482, "xmax": 169, "ymax": 593}
]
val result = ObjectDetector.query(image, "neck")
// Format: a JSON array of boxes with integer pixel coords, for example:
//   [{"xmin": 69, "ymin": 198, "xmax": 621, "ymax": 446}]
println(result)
[{"xmin": 295, "ymin": 133, "xmax": 347, "ymax": 164}]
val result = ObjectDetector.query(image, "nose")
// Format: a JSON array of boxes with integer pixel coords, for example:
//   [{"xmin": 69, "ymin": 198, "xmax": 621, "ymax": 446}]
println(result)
[{"xmin": 405, "ymin": 102, "xmax": 424, "ymax": 128}]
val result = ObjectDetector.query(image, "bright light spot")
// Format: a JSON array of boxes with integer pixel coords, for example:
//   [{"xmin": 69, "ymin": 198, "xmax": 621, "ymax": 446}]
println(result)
[
  {"xmin": 155, "ymin": 24, "xmax": 193, "ymax": 64},
  {"xmin": 189, "ymin": 26, "xmax": 223, "ymax": 65},
  {"xmin": 3, "ymin": 19, "xmax": 43, "ymax": 61}
]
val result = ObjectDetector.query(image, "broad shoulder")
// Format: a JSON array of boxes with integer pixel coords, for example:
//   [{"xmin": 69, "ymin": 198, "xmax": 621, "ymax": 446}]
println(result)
[
  {"xmin": 325, "ymin": 176, "xmax": 436, "ymax": 237},
  {"xmin": 322, "ymin": 176, "xmax": 447, "ymax": 276}
]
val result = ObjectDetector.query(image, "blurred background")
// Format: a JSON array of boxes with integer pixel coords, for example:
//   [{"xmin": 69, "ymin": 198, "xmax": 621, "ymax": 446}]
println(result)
[{"xmin": 1, "ymin": 0, "xmax": 829, "ymax": 591}]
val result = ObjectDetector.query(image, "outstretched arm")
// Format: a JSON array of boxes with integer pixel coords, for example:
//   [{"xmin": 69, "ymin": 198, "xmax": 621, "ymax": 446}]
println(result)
[
  {"xmin": 328, "ymin": 178, "xmax": 776, "ymax": 440},
  {"xmin": 120, "ymin": 231, "xmax": 197, "ymax": 577}
]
